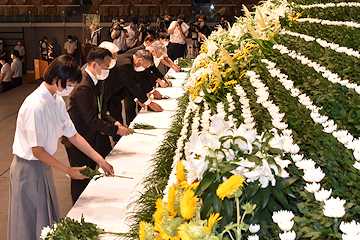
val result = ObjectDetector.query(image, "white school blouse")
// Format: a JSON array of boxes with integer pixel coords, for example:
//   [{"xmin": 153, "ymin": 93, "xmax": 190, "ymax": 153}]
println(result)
[{"xmin": 13, "ymin": 82, "xmax": 77, "ymax": 160}]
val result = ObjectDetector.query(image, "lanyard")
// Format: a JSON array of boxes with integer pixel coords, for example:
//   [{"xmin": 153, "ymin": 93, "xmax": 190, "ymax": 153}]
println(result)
[{"xmin": 97, "ymin": 95, "xmax": 102, "ymax": 118}]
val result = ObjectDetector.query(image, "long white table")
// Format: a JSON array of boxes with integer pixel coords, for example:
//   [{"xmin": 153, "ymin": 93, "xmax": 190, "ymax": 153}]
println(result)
[{"xmin": 66, "ymin": 69, "xmax": 188, "ymax": 238}]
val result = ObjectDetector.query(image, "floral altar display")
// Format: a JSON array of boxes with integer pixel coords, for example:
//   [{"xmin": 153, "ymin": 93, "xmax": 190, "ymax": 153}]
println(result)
[
  {"xmin": 40, "ymin": 0, "xmax": 360, "ymax": 239},
  {"xmin": 129, "ymin": 0, "xmax": 360, "ymax": 239}
]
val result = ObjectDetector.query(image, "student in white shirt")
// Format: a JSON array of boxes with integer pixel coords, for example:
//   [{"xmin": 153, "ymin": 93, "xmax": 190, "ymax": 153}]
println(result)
[
  {"xmin": 8, "ymin": 55, "xmax": 114, "ymax": 240},
  {"xmin": 64, "ymin": 35, "xmax": 77, "ymax": 57},
  {"xmin": 14, "ymin": 39, "xmax": 25, "ymax": 73},
  {"xmin": 0, "ymin": 55, "xmax": 12, "ymax": 92},
  {"xmin": 11, "ymin": 50, "xmax": 23, "ymax": 88},
  {"xmin": 167, "ymin": 14, "xmax": 190, "ymax": 61}
]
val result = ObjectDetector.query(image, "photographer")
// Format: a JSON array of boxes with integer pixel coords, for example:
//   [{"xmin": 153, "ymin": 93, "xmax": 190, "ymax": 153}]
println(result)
[
  {"xmin": 125, "ymin": 17, "xmax": 140, "ymax": 49},
  {"xmin": 215, "ymin": 15, "xmax": 231, "ymax": 31},
  {"xmin": 111, "ymin": 18, "xmax": 129, "ymax": 54},
  {"xmin": 195, "ymin": 15, "xmax": 212, "ymax": 44},
  {"xmin": 167, "ymin": 14, "xmax": 189, "ymax": 61}
]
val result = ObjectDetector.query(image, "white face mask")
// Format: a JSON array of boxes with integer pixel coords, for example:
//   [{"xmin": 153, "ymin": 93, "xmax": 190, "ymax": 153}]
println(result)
[
  {"xmin": 17, "ymin": 42, "xmax": 21, "ymax": 45},
  {"xmin": 109, "ymin": 58, "xmax": 116, "ymax": 69},
  {"xmin": 95, "ymin": 63, "xmax": 110, "ymax": 80},
  {"xmin": 134, "ymin": 61, "xmax": 146, "ymax": 72},
  {"xmin": 200, "ymin": 22, "xmax": 205, "ymax": 27},
  {"xmin": 11, "ymin": 54, "xmax": 14, "ymax": 59},
  {"xmin": 163, "ymin": 41, "xmax": 169, "ymax": 47},
  {"xmin": 56, "ymin": 85, "xmax": 74, "ymax": 97}
]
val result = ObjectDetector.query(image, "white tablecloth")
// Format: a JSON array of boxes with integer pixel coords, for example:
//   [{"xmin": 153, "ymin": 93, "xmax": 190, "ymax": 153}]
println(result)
[{"xmin": 66, "ymin": 68, "xmax": 188, "ymax": 238}]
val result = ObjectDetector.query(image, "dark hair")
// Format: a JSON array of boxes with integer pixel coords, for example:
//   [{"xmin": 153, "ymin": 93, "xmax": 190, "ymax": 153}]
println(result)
[
  {"xmin": 130, "ymin": 17, "xmax": 138, "ymax": 24},
  {"xmin": 158, "ymin": 30, "xmax": 170, "ymax": 40},
  {"xmin": 87, "ymin": 47, "xmax": 112, "ymax": 65},
  {"xmin": 144, "ymin": 34, "xmax": 156, "ymax": 43},
  {"xmin": 198, "ymin": 14, "xmax": 207, "ymax": 22},
  {"xmin": 0, "ymin": 54, "xmax": 9, "ymax": 63},
  {"xmin": 12, "ymin": 50, "xmax": 19, "ymax": 58},
  {"xmin": 177, "ymin": 14, "xmax": 186, "ymax": 21},
  {"xmin": 43, "ymin": 36, "xmax": 47, "ymax": 40},
  {"xmin": 43, "ymin": 55, "xmax": 81, "ymax": 88},
  {"xmin": 68, "ymin": 35, "xmax": 73, "ymax": 39}
]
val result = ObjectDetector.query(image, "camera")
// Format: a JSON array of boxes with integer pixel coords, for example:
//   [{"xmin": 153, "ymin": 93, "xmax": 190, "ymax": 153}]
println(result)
[
  {"xmin": 219, "ymin": 21, "xmax": 228, "ymax": 30},
  {"xmin": 110, "ymin": 18, "xmax": 124, "ymax": 32},
  {"xmin": 189, "ymin": 20, "xmax": 201, "ymax": 33}
]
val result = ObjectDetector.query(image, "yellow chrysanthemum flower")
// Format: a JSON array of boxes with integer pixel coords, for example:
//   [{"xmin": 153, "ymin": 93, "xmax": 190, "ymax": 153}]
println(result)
[
  {"xmin": 178, "ymin": 224, "xmax": 192, "ymax": 240},
  {"xmin": 180, "ymin": 189, "xmax": 197, "ymax": 219},
  {"xmin": 198, "ymin": 60, "xmax": 207, "ymax": 68},
  {"xmin": 189, "ymin": 182, "xmax": 199, "ymax": 190},
  {"xmin": 288, "ymin": 12, "xmax": 301, "ymax": 21},
  {"xmin": 224, "ymin": 80, "xmax": 238, "ymax": 86},
  {"xmin": 139, "ymin": 221, "xmax": 146, "ymax": 240},
  {"xmin": 216, "ymin": 175, "xmax": 245, "ymax": 200},
  {"xmin": 154, "ymin": 198, "xmax": 164, "ymax": 231},
  {"xmin": 204, "ymin": 213, "xmax": 222, "ymax": 233},
  {"xmin": 167, "ymin": 186, "xmax": 176, "ymax": 218},
  {"xmin": 180, "ymin": 181, "xmax": 190, "ymax": 190},
  {"xmin": 176, "ymin": 160, "xmax": 186, "ymax": 184},
  {"xmin": 239, "ymin": 70, "xmax": 247, "ymax": 79},
  {"xmin": 210, "ymin": 81, "xmax": 220, "ymax": 93}
]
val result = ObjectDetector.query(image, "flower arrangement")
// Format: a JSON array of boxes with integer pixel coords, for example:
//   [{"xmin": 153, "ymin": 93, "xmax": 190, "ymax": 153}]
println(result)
[{"xmin": 128, "ymin": 0, "xmax": 360, "ymax": 239}]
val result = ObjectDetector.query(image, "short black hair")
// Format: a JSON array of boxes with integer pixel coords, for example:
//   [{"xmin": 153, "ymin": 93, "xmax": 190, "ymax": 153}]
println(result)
[
  {"xmin": 144, "ymin": 34, "xmax": 156, "ymax": 43},
  {"xmin": 43, "ymin": 55, "xmax": 81, "ymax": 88},
  {"xmin": 12, "ymin": 50, "xmax": 19, "ymax": 58},
  {"xmin": 198, "ymin": 14, "xmax": 207, "ymax": 22},
  {"xmin": 43, "ymin": 36, "xmax": 47, "ymax": 39},
  {"xmin": 158, "ymin": 31, "xmax": 170, "ymax": 40},
  {"xmin": 0, "ymin": 54, "xmax": 9, "ymax": 63},
  {"xmin": 130, "ymin": 17, "xmax": 138, "ymax": 24},
  {"xmin": 177, "ymin": 14, "xmax": 186, "ymax": 21},
  {"xmin": 68, "ymin": 35, "xmax": 73, "ymax": 39},
  {"xmin": 87, "ymin": 47, "xmax": 112, "ymax": 65}
]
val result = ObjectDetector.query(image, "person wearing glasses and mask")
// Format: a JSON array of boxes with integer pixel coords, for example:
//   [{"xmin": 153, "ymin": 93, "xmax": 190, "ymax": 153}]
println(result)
[
  {"xmin": 65, "ymin": 47, "xmax": 131, "ymax": 204},
  {"xmin": 104, "ymin": 49, "xmax": 163, "ymax": 130},
  {"xmin": 195, "ymin": 15, "xmax": 212, "ymax": 46},
  {"xmin": 8, "ymin": 55, "xmax": 114, "ymax": 240}
]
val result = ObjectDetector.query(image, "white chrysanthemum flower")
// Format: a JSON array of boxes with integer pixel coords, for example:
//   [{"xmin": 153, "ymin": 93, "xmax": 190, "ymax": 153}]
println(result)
[
  {"xmin": 323, "ymin": 197, "xmax": 346, "ymax": 218},
  {"xmin": 279, "ymin": 231, "xmax": 296, "ymax": 240},
  {"xmin": 304, "ymin": 182, "xmax": 321, "ymax": 193},
  {"xmin": 272, "ymin": 210, "xmax": 295, "ymax": 224},
  {"xmin": 340, "ymin": 220, "xmax": 360, "ymax": 235},
  {"xmin": 353, "ymin": 161, "xmax": 360, "ymax": 170},
  {"xmin": 247, "ymin": 235, "xmax": 259, "ymax": 240},
  {"xmin": 295, "ymin": 159, "xmax": 316, "ymax": 170},
  {"xmin": 342, "ymin": 233, "xmax": 360, "ymax": 240},
  {"xmin": 278, "ymin": 220, "xmax": 294, "ymax": 232},
  {"xmin": 40, "ymin": 226, "xmax": 52, "ymax": 239},
  {"xmin": 291, "ymin": 154, "xmax": 303, "ymax": 162},
  {"xmin": 249, "ymin": 224, "xmax": 260, "ymax": 233},
  {"xmin": 303, "ymin": 167, "xmax": 325, "ymax": 183}
]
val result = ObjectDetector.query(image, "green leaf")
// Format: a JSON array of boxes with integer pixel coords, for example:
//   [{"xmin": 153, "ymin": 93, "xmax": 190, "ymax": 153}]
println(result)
[
  {"xmin": 275, "ymin": 176, "xmax": 299, "ymax": 190},
  {"xmin": 195, "ymin": 171, "xmax": 216, "ymax": 195},
  {"xmin": 245, "ymin": 182, "xmax": 260, "ymax": 199}
]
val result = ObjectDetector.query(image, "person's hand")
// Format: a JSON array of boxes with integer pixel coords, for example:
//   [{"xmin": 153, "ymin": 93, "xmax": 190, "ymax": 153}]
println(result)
[
  {"xmin": 67, "ymin": 166, "xmax": 89, "ymax": 180},
  {"xmin": 158, "ymin": 80, "xmax": 167, "ymax": 88},
  {"xmin": 98, "ymin": 160, "xmax": 115, "ymax": 175},
  {"xmin": 114, "ymin": 121, "xmax": 122, "ymax": 128},
  {"xmin": 153, "ymin": 90, "xmax": 162, "ymax": 99},
  {"xmin": 148, "ymin": 102, "xmax": 163, "ymax": 112},
  {"xmin": 172, "ymin": 65, "xmax": 180, "ymax": 72},
  {"xmin": 117, "ymin": 125, "xmax": 133, "ymax": 136},
  {"xmin": 138, "ymin": 101, "xmax": 146, "ymax": 109},
  {"xmin": 166, "ymin": 79, "xmax": 173, "ymax": 86}
]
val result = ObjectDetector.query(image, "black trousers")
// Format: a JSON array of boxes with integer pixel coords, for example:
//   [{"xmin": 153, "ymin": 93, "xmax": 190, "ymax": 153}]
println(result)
[
  {"xmin": 2, "ymin": 81, "xmax": 12, "ymax": 92},
  {"xmin": 168, "ymin": 43, "xmax": 186, "ymax": 61},
  {"xmin": 11, "ymin": 77, "xmax": 22, "ymax": 88}
]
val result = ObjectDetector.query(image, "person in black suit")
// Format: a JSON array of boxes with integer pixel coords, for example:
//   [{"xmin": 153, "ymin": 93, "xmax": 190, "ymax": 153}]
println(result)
[
  {"xmin": 104, "ymin": 49, "xmax": 163, "ymax": 130},
  {"xmin": 65, "ymin": 47, "xmax": 132, "ymax": 204}
]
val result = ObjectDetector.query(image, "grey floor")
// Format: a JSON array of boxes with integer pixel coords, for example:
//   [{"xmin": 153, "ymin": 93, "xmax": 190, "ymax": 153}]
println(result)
[{"xmin": 0, "ymin": 77, "xmax": 73, "ymax": 240}]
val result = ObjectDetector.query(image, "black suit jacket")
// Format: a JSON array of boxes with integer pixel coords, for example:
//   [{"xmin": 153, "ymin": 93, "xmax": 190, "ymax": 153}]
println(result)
[{"xmin": 68, "ymin": 70, "xmax": 118, "ymax": 156}]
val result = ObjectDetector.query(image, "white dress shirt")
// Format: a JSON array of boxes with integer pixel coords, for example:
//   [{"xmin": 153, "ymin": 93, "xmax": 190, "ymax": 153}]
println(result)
[
  {"xmin": 13, "ymin": 82, "xmax": 77, "ymax": 160},
  {"xmin": 14, "ymin": 45, "xmax": 25, "ymax": 57},
  {"xmin": 1, "ymin": 63, "xmax": 11, "ymax": 82},
  {"xmin": 169, "ymin": 21, "xmax": 189, "ymax": 45},
  {"xmin": 64, "ymin": 40, "xmax": 77, "ymax": 55},
  {"xmin": 11, "ymin": 58, "xmax": 22, "ymax": 78}
]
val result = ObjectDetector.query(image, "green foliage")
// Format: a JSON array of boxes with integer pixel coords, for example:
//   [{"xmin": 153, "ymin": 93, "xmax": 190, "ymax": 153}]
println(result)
[
  {"xmin": 80, "ymin": 167, "xmax": 133, "ymax": 181},
  {"xmin": 176, "ymin": 58, "xmax": 194, "ymax": 68}
]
